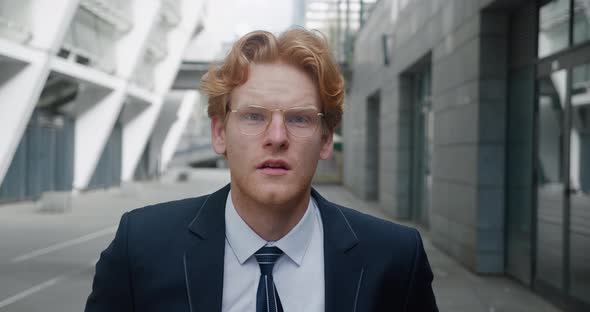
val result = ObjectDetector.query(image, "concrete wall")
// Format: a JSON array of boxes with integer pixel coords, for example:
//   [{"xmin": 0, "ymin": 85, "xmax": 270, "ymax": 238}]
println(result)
[{"xmin": 345, "ymin": 0, "xmax": 518, "ymax": 273}]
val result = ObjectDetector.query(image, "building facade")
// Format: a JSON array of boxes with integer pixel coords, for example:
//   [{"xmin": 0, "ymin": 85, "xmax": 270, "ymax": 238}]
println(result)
[
  {"xmin": 0, "ymin": 0, "xmax": 203, "ymax": 202},
  {"xmin": 344, "ymin": 0, "xmax": 589, "ymax": 310}
]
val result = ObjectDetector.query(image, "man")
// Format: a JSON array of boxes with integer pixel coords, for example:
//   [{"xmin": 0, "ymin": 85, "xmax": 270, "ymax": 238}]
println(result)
[{"xmin": 85, "ymin": 28, "xmax": 438, "ymax": 312}]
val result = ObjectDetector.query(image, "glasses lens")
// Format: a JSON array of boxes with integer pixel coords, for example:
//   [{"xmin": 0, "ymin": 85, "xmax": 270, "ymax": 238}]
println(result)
[
  {"xmin": 237, "ymin": 106, "xmax": 268, "ymax": 135},
  {"xmin": 285, "ymin": 108, "xmax": 319, "ymax": 137}
]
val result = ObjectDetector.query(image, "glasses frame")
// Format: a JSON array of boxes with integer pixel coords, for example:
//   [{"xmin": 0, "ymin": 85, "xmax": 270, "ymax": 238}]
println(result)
[{"xmin": 228, "ymin": 105, "xmax": 325, "ymax": 138}]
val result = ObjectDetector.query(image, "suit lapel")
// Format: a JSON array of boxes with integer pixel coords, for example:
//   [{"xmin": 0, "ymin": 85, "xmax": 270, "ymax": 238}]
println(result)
[
  {"xmin": 184, "ymin": 184, "xmax": 230, "ymax": 312},
  {"xmin": 183, "ymin": 185, "xmax": 364, "ymax": 312},
  {"xmin": 312, "ymin": 188, "xmax": 364, "ymax": 312}
]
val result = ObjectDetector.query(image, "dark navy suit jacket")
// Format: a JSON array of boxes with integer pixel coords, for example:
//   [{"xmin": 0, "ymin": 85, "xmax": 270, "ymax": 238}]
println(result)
[{"xmin": 85, "ymin": 184, "xmax": 438, "ymax": 311}]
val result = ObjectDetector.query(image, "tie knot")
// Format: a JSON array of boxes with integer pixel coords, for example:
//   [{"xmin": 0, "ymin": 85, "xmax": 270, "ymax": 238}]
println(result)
[{"xmin": 254, "ymin": 246, "xmax": 283, "ymax": 275}]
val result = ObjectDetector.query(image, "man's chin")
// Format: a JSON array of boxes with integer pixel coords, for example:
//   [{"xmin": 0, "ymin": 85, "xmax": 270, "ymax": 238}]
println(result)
[
  {"xmin": 255, "ymin": 185, "xmax": 291, "ymax": 202},
  {"xmin": 231, "ymin": 172, "xmax": 311, "ymax": 205},
  {"xmin": 251, "ymin": 182, "xmax": 304, "ymax": 205}
]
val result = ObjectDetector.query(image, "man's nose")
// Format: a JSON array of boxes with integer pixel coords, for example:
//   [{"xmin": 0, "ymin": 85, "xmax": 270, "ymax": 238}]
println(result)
[{"xmin": 264, "ymin": 112, "xmax": 289, "ymax": 147}]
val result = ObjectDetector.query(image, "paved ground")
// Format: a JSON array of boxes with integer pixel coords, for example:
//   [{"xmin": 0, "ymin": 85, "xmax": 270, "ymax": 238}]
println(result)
[{"xmin": 0, "ymin": 168, "xmax": 561, "ymax": 311}]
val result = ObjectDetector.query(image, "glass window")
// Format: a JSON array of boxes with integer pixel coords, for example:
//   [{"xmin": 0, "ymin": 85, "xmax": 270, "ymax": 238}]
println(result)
[
  {"xmin": 569, "ymin": 63, "xmax": 590, "ymax": 304},
  {"xmin": 539, "ymin": 0, "xmax": 571, "ymax": 58},
  {"xmin": 574, "ymin": 0, "xmax": 590, "ymax": 44},
  {"xmin": 410, "ymin": 68, "xmax": 432, "ymax": 226},
  {"xmin": 536, "ymin": 70, "xmax": 568, "ymax": 291}
]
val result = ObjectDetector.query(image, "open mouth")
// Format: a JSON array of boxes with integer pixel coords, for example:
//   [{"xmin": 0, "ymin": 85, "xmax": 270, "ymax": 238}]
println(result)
[{"xmin": 257, "ymin": 160, "xmax": 290, "ymax": 174}]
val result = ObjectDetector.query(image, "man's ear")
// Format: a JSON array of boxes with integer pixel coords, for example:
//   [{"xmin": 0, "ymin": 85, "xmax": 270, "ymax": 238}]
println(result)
[
  {"xmin": 319, "ymin": 130, "xmax": 334, "ymax": 160},
  {"xmin": 211, "ymin": 116, "xmax": 227, "ymax": 155}
]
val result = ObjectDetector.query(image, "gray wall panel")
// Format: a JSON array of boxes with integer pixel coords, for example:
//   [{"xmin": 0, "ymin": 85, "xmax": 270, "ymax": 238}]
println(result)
[
  {"xmin": 0, "ymin": 109, "xmax": 75, "ymax": 203},
  {"xmin": 345, "ymin": 0, "xmax": 520, "ymax": 273}
]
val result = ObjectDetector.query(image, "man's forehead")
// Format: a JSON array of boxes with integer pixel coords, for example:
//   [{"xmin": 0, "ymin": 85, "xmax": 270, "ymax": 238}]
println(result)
[
  {"xmin": 231, "ymin": 87, "xmax": 319, "ymax": 108},
  {"xmin": 231, "ymin": 64, "xmax": 320, "ymax": 106},
  {"xmin": 245, "ymin": 63, "xmax": 311, "ymax": 84}
]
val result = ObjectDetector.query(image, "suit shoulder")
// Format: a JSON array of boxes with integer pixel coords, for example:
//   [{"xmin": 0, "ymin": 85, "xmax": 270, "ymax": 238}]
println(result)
[
  {"xmin": 334, "ymin": 204, "xmax": 420, "ymax": 244},
  {"xmin": 125, "ymin": 194, "xmax": 209, "ymax": 229},
  {"xmin": 331, "ymin": 204, "xmax": 425, "ymax": 266}
]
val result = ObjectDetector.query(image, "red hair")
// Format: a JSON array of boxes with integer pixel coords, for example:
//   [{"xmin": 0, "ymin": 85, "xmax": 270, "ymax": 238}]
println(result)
[{"xmin": 200, "ymin": 27, "xmax": 345, "ymax": 131}]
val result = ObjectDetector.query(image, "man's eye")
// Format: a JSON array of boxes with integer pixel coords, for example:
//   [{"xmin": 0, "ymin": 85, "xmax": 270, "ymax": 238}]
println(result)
[
  {"xmin": 287, "ymin": 115, "xmax": 311, "ymax": 125},
  {"xmin": 244, "ymin": 113, "xmax": 265, "ymax": 121}
]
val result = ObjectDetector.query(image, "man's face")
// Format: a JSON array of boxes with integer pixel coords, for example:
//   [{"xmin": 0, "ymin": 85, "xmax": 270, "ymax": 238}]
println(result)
[{"xmin": 211, "ymin": 62, "xmax": 333, "ymax": 207}]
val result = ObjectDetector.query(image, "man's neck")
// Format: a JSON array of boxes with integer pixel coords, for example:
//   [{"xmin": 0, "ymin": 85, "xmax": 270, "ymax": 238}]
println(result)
[{"xmin": 230, "ymin": 187, "xmax": 311, "ymax": 242}]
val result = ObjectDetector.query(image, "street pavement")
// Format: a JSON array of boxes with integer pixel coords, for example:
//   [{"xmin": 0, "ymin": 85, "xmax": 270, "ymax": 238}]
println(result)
[{"xmin": 0, "ymin": 168, "xmax": 561, "ymax": 311}]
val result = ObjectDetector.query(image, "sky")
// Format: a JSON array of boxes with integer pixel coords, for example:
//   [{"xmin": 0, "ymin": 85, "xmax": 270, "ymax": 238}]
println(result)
[{"xmin": 183, "ymin": 0, "xmax": 297, "ymax": 62}]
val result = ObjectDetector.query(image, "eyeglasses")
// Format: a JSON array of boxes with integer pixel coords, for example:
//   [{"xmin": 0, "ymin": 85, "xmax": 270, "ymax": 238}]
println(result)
[{"xmin": 229, "ymin": 105, "xmax": 324, "ymax": 137}]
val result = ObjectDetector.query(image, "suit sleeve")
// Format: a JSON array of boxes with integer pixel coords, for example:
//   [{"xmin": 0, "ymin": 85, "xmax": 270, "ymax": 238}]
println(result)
[
  {"xmin": 404, "ymin": 229, "xmax": 438, "ymax": 311},
  {"xmin": 85, "ymin": 212, "xmax": 134, "ymax": 312}
]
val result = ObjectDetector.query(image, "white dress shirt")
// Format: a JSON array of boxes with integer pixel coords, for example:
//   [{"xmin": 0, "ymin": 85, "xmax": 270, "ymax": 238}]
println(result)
[{"xmin": 221, "ymin": 191, "xmax": 325, "ymax": 312}]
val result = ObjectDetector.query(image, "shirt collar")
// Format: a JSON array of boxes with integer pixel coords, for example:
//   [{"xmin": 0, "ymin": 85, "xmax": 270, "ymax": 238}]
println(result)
[{"xmin": 224, "ymin": 190, "xmax": 317, "ymax": 267}]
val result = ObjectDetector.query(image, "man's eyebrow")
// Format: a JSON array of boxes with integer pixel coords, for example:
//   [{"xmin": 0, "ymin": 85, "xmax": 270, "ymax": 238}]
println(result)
[
  {"xmin": 234, "ymin": 102, "xmax": 261, "ymax": 109},
  {"xmin": 232, "ymin": 96, "xmax": 319, "ymax": 108},
  {"xmin": 296, "ymin": 103, "xmax": 318, "ymax": 108},
  {"xmin": 228, "ymin": 100, "xmax": 255, "ymax": 107}
]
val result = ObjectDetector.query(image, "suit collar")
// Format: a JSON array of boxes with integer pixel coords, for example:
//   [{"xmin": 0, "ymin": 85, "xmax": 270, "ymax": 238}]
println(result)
[
  {"xmin": 225, "ymin": 189, "xmax": 319, "ymax": 266},
  {"xmin": 187, "ymin": 184, "xmax": 359, "ymax": 247},
  {"xmin": 187, "ymin": 184, "xmax": 230, "ymax": 239},
  {"xmin": 184, "ymin": 184, "xmax": 229, "ymax": 312},
  {"xmin": 311, "ymin": 188, "xmax": 359, "ymax": 251},
  {"xmin": 311, "ymin": 188, "xmax": 364, "ymax": 312},
  {"xmin": 184, "ymin": 185, "xmax": 363, "ymax": 312}
]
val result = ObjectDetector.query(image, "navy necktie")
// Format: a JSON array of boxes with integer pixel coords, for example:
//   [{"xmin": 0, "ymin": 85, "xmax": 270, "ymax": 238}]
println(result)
[{"xmin": 255, "ymin": 246, "xmax": 284, "ymax": 312}]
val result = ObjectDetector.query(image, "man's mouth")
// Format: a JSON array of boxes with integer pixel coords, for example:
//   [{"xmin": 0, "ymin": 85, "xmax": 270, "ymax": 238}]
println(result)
[{"xmin": 257, "ymin": 160, "xmax": 290, "ymax": 174}]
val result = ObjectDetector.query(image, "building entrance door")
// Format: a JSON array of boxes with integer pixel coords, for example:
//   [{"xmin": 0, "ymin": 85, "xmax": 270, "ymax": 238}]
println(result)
[
  {"xmin": 535, "ymin": 68, "xmax": 568, "ymax": 294},
  {"xmin": 410, "ymin": 68, "xmax": 432, "ymax": 227},
  {"xmin": 535, "ymin": 54, "xmax": 590, "ymax": 311},
  {"xmin": 567, "ymin": 61, "xmax": 590, "ymax": 307}
]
